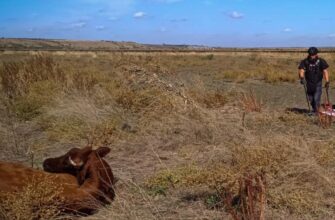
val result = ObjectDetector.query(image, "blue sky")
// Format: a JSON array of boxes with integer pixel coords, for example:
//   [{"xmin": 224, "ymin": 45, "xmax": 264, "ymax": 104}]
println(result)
[{"xmin": 1, "ymin": 0, "xmax": 335, "ymax": 47}]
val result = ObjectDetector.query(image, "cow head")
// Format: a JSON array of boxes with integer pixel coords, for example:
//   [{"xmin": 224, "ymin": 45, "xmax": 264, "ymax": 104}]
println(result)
[
  {"xmin": 43, "ymin": 146, "xmax": 93, "ymax": 176},
  {"xmin": 43, "ymin": 146, "xmax": 115, "ymax": 201}
]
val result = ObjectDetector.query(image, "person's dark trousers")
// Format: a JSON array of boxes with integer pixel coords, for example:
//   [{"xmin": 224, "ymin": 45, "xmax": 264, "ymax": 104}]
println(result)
[{"xmin": 307, "ymin": 82, "xmax": 322, "ymax": 112}]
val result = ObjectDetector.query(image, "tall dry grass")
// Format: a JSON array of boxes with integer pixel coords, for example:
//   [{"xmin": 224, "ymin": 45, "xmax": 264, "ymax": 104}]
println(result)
[
  {"xmin": 0, "ymin": 51, "xmax": 335, "ymax": 219},
  {"xmin": 0, "ymin": 54, "xmax": 64, "ymax": 98}
]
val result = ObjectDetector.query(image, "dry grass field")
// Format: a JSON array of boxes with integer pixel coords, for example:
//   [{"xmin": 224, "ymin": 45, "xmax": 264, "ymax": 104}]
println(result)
[{"xmin": 1, "ymin": 50, "xmax": 335, "ymax": 219}]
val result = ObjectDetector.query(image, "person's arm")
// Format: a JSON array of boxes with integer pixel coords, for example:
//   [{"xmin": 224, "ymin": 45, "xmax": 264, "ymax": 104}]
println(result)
[
  {"xmin": 299, "ymin": 68, "xmax": 305, "ymax": 79},
  {"xmin": 323, "ymin": 69, "xmax": 329, "ymax": 82},
  {"xmin": 298, "ymin": 60, "xmax": 307, "ymax": 85}
]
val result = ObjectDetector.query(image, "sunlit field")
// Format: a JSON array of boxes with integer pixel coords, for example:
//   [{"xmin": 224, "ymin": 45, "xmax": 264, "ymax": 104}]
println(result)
[{"xmin": 1, "ymin": 50, "xmax": 335, "ymax": 219}]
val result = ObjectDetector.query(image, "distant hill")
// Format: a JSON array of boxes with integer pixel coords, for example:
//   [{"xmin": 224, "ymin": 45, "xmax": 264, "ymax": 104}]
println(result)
[
  {"xmin": 0, "ymin": 38, "xmax": 148, "ymax": 51},
  {"xmin": 0, "ymin": 38, "xmax": 214, "ymax": 51},
  {"xmin": 0, "ymin": 38, "xmax": 334, "ymax": 52}
]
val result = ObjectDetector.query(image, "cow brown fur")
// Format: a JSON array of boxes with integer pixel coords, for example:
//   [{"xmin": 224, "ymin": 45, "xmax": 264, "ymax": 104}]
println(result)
[{"xmin": 0, "ymin": 146, "xmax": 115, "ymax": 215}]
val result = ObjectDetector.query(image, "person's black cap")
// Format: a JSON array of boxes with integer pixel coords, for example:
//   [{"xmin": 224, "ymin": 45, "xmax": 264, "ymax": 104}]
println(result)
[{"xmin": 308, "ymin": 47, "xmax": 319, "ymax": 56}]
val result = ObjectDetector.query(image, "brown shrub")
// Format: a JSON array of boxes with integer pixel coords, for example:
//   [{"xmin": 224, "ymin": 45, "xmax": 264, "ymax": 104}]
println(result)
[
  {"xmin": 223, "ymin": 172, "xmax": 266, "ymax": 220},
  {"xmin": 189, "ymin": 89, "xmax": 228, "ymax": 108},
  {"xmin": 239, "ymin": 90, "xmax": 263, "ymax": 112}
]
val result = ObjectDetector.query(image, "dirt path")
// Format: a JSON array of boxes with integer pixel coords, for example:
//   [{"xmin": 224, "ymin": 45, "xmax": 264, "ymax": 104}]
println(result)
[{"xmin": 220, "ymin": 79, "xmax": 335, "ymax": 111}]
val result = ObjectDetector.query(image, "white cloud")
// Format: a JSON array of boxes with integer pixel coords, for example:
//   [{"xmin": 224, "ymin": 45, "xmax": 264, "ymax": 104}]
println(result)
[
  {"xmin": 133, "ymin": 11, "xmax": 146, "ymax": 18},
  {"xmin": 109, "ymin": 16, "xmax": 119, "ymax": 21},
  {"xmin": 170, "ymin": 18, "xmax": 188, "ymax": 22},
  {"xmin": 96, "ymin": 25, "xmax": 105, "ymax": 30},
  {"xmin": 160, "ymin": 27, "xmax": 167, "ymax": 32},
  {"xmin": 228, "ymin": 11, "xmax": 244, "ymax": 19},
  {"xmin": 283, "ymin": 28, "xmax": 292, "ymax": 32},
  {"xmin": 328, "ymin": 34, "xmax": 335, "ymax": 38},
  {"xmin": 71, "ymin": 22, "xmax": 87, "ymax": 28},
  {"xmin": 81, "ymin": 0, "xmax": 135, "ymax": 16}
]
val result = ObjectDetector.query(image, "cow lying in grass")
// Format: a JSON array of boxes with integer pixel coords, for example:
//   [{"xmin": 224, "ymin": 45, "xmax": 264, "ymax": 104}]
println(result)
[{"xmin": 0, "ymin": 146, "xmax": 115, "ymax": 216}]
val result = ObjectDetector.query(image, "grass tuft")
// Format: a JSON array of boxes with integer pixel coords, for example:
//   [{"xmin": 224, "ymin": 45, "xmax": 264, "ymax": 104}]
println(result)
[
  {"xmin": 239, "ymin": 90, "xmax": 263, "ymax": 112},
  {"xmin": 0, "ymin": 176, "xmax": 62, "ymax": 220}
]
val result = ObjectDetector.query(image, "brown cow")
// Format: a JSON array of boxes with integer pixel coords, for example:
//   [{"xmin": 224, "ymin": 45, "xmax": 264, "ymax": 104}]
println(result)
[
  {"xmin": 43, "ymin": 146, "xmax": 116, "ymax": 203},
  {"xmin": 43, "ymin": 146, "xmax": 94, "ymax": 178},
  {"xmin": 0, "ymin": 146, "xmax": 115, "ymax": 215}
]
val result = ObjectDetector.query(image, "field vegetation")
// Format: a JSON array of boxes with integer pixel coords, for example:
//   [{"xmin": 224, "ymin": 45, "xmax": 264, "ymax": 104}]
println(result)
[{"xmin": 0, "ymin": 50, "xmax": 335, "ymax": 219}]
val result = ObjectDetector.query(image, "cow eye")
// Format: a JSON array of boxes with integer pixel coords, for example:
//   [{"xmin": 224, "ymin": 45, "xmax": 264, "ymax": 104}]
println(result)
[{"xmin": 63, "ymin": 157, "xmax": 71, "ymax": 166}]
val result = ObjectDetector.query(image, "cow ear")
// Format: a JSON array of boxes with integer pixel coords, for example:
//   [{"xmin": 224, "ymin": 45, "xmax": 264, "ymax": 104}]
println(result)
[
  {"xmin": 96, "ymin": 147, "xmax": 111, "ymax": 158},
  {"xmin": 81, "ymin": 146, "xmax": 93, "ymax": 159}
]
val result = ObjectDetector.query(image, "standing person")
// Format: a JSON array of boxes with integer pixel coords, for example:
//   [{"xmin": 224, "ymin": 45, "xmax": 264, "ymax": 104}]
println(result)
[{"xmin": 298, "ymin": 47, "xmax": 330, "ymax": 113}]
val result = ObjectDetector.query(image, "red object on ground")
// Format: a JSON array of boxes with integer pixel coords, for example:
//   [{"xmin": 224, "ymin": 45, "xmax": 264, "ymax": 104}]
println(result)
[{"xmin": 319, "ymin": 103, "xmax": 335, "ymax": 117}]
